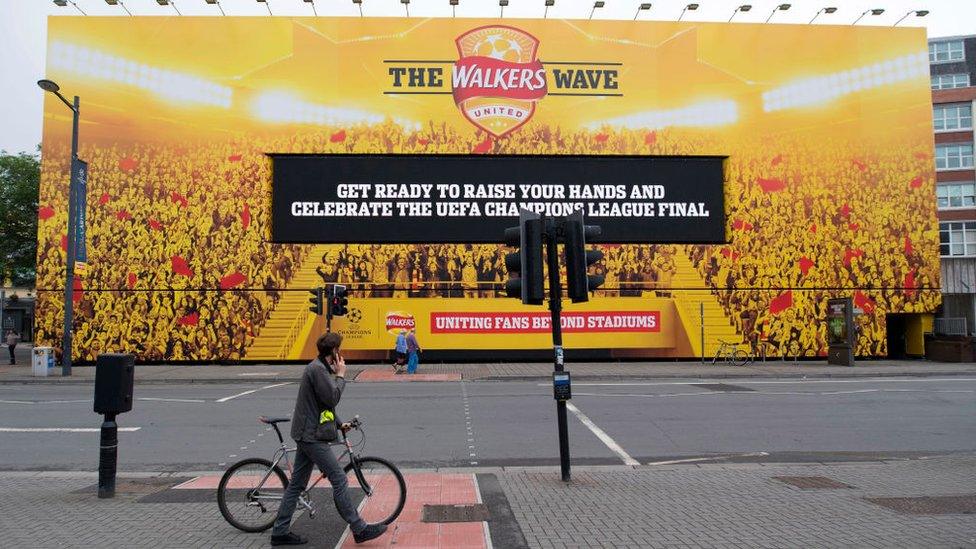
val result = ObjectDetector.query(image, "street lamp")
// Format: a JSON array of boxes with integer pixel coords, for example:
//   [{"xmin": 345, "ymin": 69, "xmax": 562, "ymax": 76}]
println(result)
[
  {"xmin": 809, "ymin": 6, "xmax": 836, "ymax": 24},
  {"xmin": 104, "ymin": 0, "xmax": 133, "ymax": 16},
  {"xmin": 852, "ymin": 8, "xmax": 884, "ymax": 25},
  {"xmin": 204, "ymin": 0, "xmax": 225, "ymax": 16},
  {"xmin": 677, "ymin": 3, "xmax": 698, "ymax": 21},
  {"xmin": 499, "ymin": 0, "xmax": 508, "ymax": 18},
  {"xmin": 728, "ymin": 4, "xmax": 751, "ymax": 22},
  {"xmin": 764, "ymin": 3, "xmax": 790, "ymax": 23},
  {"xmin": 156, "ymin": 0, "xmax": 181, "ymax": 15},
  {"xmin": 589, "ymin": 1, "xmax": 604, "ymax": 20},
  {"xmin": 352, "ymin": 0, "xmax": 363, "ymax": 17},
  {"xmin": 544, "ymin": 0, "xmax": 554, "ymax": 19},
  {"xmin": 401, "ymin": 0, "xmax": 409, "ymax": 17},
  {"xmin": 37, "ymin": 79, "xmax": 81, "ymax": 377},
  {"xmin": 450, "ymin": 0, "xmax": 458, "ymax": 18},
  {"xmin": 894, "ymin": 10, "xmax": 929, "ymax": 26},
  {"xmin": 634, "ymin": 3, "xmax": 651, "ymax": 20},
  {"xmin": 53, "ymin": 0, "xmax": 87, "ymax": 14},
  {"xmin": 256, "ymin": 0, "xmax": 272, "ymax": 16},
  {"xmin": 304, "ymin": 0, "xmax": 317, "ymax": 16}
]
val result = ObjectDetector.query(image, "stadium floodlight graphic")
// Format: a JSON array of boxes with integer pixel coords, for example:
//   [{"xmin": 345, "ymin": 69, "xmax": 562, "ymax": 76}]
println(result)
[
  {"xmin": 48, "ymin": 42, "xmax": 232, "ymax": 108},
  {"xmin": 589, "ymin": 99, "xmax": 739, "ymax": 131},
  {"xmin": 250, "ymin": 90, "xmax": 420, "ymax": 131},
  {"xmin": 762, "ymin": 52, "xmax": 929, "ymax": 112}
]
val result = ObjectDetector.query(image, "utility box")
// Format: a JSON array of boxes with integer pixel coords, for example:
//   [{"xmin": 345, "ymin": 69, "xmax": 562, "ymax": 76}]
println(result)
[{"xmin": 32, "ymin": 347, "xmax": 54, "ymax": 377}]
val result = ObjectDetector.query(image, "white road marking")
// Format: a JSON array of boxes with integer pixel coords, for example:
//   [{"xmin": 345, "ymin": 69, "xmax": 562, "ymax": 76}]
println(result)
[
  {"xmin": 0, "ymin": 427, "xmax": 141, "ymax": 433},
  {"xmin": 0, "ymin": 399, "xmax": 90, "ymax": 405},
  {"xmin": 647, "ymin": 452, "xmax": 769, "ymax": 466},
  {"xmin": 239, "ymin": 372, "xmax": 277, "ymax": 376},
  {"xmin": 216, "ymin": 382, "xmax": 292, "ymax": 403},
  {"xmin": 137, "ymin": 397, "xmax": 206, "ymax": 403},
  {"xmin": 573, "ymin": 388, "xmax": 976, "ymax": 399},
  {"xmin": 565, "ymin": 401, "xmax": 640, "ymax": 467}
]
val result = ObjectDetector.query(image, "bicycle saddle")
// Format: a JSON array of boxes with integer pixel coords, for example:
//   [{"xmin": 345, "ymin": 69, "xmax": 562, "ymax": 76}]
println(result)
[{"xmin": 258, "ymin": 416, "xmax": 290, "ymax": 424}]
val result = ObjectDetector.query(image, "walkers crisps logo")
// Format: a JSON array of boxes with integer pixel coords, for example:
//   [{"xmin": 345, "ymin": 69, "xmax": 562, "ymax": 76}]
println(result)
[{"xmin": 385, "ymin": 25, "xmax": 621, "ymax": 138}]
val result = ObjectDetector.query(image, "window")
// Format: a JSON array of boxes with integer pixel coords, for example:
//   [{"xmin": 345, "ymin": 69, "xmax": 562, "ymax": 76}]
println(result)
[
  {"xmin": 936, "ymin": 143, "xmax": 975, "ymax": 170},
  {"xmin": 937, "ymin": 183, "xmax": 976, "ymax": 209},
  {"xmin": 930, "ymin": 40, "xmax": 965, "ymax": 63},
  {"xmin": 934, "ymin": 104, "xmax": 973, "ymax": 131},
  {"xmin": 940, "ymin": 221, "xmax": 976, "ymax": 257},
  {"xmin": 931, "ymin": 74, "xmax": 970, "ymax": 90}
]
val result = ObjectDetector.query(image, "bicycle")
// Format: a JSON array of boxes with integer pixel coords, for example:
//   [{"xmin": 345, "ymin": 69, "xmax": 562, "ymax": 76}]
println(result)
[
  {"xmin": 217, "ymin": 415, "xmax": 406, "ymax": 533},
  {"xmin": 711, "ymin": 339, "xmax": 750, "ymax": 366}
]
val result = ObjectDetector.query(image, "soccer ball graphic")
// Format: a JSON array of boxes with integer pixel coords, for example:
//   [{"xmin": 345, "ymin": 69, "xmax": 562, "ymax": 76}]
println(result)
[
  {"xmin": 347, "ymin": 308, "xmax": 363, "ymax": 324},
  {"xmin": 473, "ymin": 34, "xmax": 524, "ymax": 62}
]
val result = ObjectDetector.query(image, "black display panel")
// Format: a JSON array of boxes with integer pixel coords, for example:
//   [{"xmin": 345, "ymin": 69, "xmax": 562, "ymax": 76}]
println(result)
[{"xmin": 270, "ymin": 154, "xmax": 726, "ymax": 244}]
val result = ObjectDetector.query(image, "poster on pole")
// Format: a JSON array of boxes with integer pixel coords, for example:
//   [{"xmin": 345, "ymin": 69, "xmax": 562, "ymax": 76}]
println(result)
[{"xmin": 71, "ymin": 158, "xmax": 88, "ymax": 277}]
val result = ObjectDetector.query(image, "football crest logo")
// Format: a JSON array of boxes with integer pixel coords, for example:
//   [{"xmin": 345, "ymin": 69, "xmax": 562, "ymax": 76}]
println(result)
[{"xmin": 452, "ymin": 26, "xmax": 548, "ymax": 138}]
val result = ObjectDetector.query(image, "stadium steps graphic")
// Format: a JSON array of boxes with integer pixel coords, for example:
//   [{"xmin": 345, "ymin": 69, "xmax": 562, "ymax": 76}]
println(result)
[
  {"xmin": 246, "ymin": 245, "xmax": 332, "ymax": 360},
  {"xmin": 670, "ymin": 251, "xmax": 745, "ymax": 357}
]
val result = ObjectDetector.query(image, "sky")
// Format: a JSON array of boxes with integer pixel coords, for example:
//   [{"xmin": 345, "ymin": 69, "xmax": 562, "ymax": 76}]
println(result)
[{"xmin": 0, "ymin": 0, "xmax": 973, "ymax": 155}]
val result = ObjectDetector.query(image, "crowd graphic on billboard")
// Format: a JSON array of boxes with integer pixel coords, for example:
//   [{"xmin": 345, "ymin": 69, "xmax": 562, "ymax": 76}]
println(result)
[{"xmin": 34, "ymin": 18, "xmax": 940, "ymax": 360}]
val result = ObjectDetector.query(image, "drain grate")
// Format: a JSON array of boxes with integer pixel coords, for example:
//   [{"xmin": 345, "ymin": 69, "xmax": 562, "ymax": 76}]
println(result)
[
  {"xmin": 692, "ymin": 383, "xmax": 755, "ymax": 392},
  {"xmin": 865, "ymin": 495, "xmax": 976, "ymax": 515},
  {"xmin": 422, "ymin": 504, "xmax": 490, "ymax": 523},
  {"xmin": 773, "ymin": 476, "xmax": 854, "ymax": 489}
]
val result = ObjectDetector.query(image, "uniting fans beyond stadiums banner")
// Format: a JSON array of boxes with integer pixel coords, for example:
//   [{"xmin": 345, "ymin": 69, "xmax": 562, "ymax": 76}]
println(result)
[{"xmin": 36, "ymin": 17, "xmax": 939, "ymax": 361}]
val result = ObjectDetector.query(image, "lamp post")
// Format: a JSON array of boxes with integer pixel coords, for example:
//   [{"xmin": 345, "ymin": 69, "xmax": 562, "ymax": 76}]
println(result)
[
  {"xmin": 589, "ymin": 1, "xmax": 604, "ymax": 20},
  {"xmin": 634, "ymin": 3, "xmax": 651, "ymax": 20},
  {"xmin": 499, "ymin": 0, "xmax": 508, "ymax": 18},
  {"xmin": 37, "ymin": 79, "xmax": 80, "ymax": 377},
  {"xmin": 809, "ymin": 6, "xmax": 836, "ymax": 24},
  {"xmin": 677, "ymin": 3, "xmax": 698, "ymax": 22},
  {"xmin": 852, "ymin": 8, "xmax": 884, "ymax": 25},
  {"xmin": 764, "ymin": 3, "xmax": 790, "ymax": 23},
  {"xmin": 728, "ymin": 4, "xmax": 751, "ymax": 22},
  {"xmin": 894, "ymin": 10, "xmax": 928, "ymax": 26},
  {"xmin": 544, "ymin": 0, "xmax": 554, "ymax": 19}
]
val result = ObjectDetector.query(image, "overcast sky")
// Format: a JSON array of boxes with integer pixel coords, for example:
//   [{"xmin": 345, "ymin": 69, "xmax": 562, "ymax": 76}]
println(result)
[{"xmin": 1, "ymin": 0, "xmax": 972, "ymax": 155}]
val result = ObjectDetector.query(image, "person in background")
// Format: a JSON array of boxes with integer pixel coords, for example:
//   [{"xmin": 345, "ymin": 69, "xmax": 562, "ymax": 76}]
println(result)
[
  {"xmin": 6, "ymin": 329, "xmax": 20, "ymax": 365},
  {"xmin": 392, "ymin": 329, "xmax": 408, "ymax": 374},
  {"xmin": 406, "ymin": 328, "xmax": 422, "ymax": 374}
]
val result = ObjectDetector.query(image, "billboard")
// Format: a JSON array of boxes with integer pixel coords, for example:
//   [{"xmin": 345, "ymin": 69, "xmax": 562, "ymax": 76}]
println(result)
[{"xmin": 35, "ymin": 17, "xmax": 940, "ymax": 362}]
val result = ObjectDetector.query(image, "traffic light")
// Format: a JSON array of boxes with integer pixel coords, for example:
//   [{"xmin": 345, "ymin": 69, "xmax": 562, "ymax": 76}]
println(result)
[
  {"xmin": 564, "ymin": 210, "xmax": 604, "ymax": 303},
  {"xmin": 504, "ymin": 209, "xmax": 545, "ymax": 305},
  {"xmin": 308, "ymin": 287, "xmax": 324, "ymax": 315},
  {"xmin": 330, "ymin": 284, "xmax": 349, "ymax": 317}
]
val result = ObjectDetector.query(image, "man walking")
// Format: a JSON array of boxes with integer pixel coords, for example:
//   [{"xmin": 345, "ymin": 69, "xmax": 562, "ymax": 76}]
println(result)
[
  {"xmin": 271, "ymin": 332, "xmax": 388, "ymax": 546},
  {"xmin": 5, "ymin": 329, "xmax": 19, "ymax": 365},
  {"xmin": 405, "ymin": 328, "xmax": 422, "ymax": 375}
]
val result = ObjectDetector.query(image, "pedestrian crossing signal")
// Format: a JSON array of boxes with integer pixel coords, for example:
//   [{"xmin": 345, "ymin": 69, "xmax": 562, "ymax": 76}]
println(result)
[
  {"xmin": 308, "ymin": 287, "xmax": 324, "ymax": 315},
  {"xmin": 331, "ymin": 284, "xmax": 349, "ymax": 317}
]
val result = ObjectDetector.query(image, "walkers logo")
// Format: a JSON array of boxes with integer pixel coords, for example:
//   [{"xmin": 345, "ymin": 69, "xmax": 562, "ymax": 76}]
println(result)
[
  {"xmin": 385, "ymin": 311, "xmax": 416, "ymax": 334},
  {"xmin": 452, "ymin": 26, "xmax": 547, "ymax": 138}
]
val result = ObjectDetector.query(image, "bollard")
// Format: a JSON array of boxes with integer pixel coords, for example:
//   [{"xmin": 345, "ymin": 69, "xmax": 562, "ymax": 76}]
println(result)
[{"xmin": 98, "ymin": 412, "xmax": 118, "ymax": 498}]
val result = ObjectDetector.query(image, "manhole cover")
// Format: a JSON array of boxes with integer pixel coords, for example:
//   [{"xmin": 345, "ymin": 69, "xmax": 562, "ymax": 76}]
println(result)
[
  {"xmin": 422, "ymin": 504, "xmax": 490, "ymax": 523},
  {"xmin": 773, "ymin": 476, "xmax": 854, "ymax": 489},
  {"xmin": 865, "ymin": 495, "xmax": 976, "ymax": 515},
  {"xmin": 73, "ymin": 477, "xmax": 192, "ymax": 495},
  {"xmin": 692, "ymin": 383, "xmax": 755, "ymax": 392}
]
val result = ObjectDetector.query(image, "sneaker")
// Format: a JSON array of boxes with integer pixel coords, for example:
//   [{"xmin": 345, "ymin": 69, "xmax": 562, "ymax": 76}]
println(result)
[
  {"xmin": 353, "ymin": 523, "xmax": 388, "ymax": 544},
  {"xmin": 270, "ymin": 532, "xmax": 308, "ymax": 546}
]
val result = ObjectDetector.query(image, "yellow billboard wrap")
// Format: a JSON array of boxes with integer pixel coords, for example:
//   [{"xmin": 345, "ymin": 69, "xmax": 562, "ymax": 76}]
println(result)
[{"xmin": 36, "ymin": 17, "xmax": 939, "ymax": 362}]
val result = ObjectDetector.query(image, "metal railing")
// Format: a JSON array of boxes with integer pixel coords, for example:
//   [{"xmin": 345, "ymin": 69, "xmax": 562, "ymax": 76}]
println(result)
[{"xmin": 934, "ymin": 317, "xmax": 968, "ymax": 336}]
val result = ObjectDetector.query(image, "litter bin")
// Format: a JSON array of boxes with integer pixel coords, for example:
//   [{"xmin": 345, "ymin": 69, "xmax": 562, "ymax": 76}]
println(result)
[{"xmin": 32, "ymin": 347, "xmax": 55, "ymax": 377}]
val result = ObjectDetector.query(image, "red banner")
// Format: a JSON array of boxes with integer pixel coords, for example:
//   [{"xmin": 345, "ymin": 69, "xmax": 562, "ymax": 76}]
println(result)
[{"xmin": 429, "ymin": 311, "xmax": 660, "ymax": 334}]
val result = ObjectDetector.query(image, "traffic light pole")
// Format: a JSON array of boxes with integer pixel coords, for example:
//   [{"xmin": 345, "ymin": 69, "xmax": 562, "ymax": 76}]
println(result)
[{"xmin": 545, "ymin": 218, "xmax": 571, "ymax": 482}]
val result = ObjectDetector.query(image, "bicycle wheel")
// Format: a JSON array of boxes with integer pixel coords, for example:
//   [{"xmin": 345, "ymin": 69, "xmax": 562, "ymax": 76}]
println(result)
[
  {"xmin": 345, "ymin": 456, "xmax": 407, "ymax": 526},
  {"xmin": 217, "ymin": 458, "xmax": 289, "ymax": 533},
  {"xmin": 731, "ymin": 349, "xmax": 750, "ymax": 367}
]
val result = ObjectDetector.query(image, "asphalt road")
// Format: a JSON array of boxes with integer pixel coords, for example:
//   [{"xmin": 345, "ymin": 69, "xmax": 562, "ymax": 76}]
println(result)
[{"xmin": 0, "ymin": 377, "xmax": 973, "ymax": 471}]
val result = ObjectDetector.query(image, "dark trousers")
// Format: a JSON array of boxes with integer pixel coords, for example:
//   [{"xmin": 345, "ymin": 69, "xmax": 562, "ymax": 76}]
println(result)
[
  {"xmin": 7, "ymin": 345, "xmax": 14, "ymax": 364},
  {"xmin": 272, "ymin": 440, "xmax": 367, "ymax": 536}
]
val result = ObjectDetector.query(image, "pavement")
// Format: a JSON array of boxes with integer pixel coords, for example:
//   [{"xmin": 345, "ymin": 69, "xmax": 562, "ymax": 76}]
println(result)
[
  {"xmin": 1, "ymin": 456, "xmax": 974, "ymax": 548},
  {"xmin": 2, "ymin": 356, "xmax": 975, "ymax": 384}
]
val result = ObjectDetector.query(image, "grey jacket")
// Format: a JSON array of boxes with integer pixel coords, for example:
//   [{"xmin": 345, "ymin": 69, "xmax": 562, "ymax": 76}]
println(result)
[{"xmin": 290, "ymin": 358, "xmax": 346, "ymax": 442}]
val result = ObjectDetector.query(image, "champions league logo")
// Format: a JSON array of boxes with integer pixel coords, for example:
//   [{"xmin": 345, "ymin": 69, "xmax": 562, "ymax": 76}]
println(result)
[{"xmin": 451, "ymin": 26, "xmax": 548, "ymax": 138}]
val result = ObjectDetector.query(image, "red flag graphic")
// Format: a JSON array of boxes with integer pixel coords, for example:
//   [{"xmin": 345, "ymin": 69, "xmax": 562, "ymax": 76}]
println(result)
[
  {"xmin": 38, "ymin": 206, "xmax": 55, "ymax": 221},
  {"xmin": 769, "ymin": 290, "xmax": 793, "ymax": 315},
  {"xmin": 853, "ymin": 291, "xmax": 875, "ymax": 313},
  {"xmin": 798, "ymin": 256, "xmax": 815, "ymax": 276},
  {"xmin": 171, "ymin": 191, "xmax": 188, "ymax": 208},
  {"xmin": 241, "ymin": 203, "xmax": 251, "ymax": 230},
  {"xmin": 60, "ymin": 234, "xmax": 67, "ymax": 251},
  {"xmin": 852, "ymin": 159, "xmax": 866, "ymax": 172},
  {"xmin": 227, "ymin": 154, "xmax": 242, "ymax": 162},
  {"xmin": 330, "ymin": 129, "xmax": 347, "ymax": 143},
  {"xmin": 843, "ymin": 248, "xmax": 863, "ymax": 267},
  {"xmin": 178, "ymin": 312, "xmax": 200, "ymax": 326},
  {"xmin": 770, "ymin": 154, "xmax": 783, "ymax": 166},
  {"xmin": 126, "ymin": 272, "xmax": 137, "ymax": 290},
  {"xmin": 72, "ymin": 275, "xmax": 83, "ymax": 303},
  {"xmin": 417, "ymin": 137, "xmax": 431, "ymax": 146},
  {"xmin": 219, "ymin": 271, "xmax": 246, "ymax": 290},
  {"xmin": 909, "ymin": 176, "xmax": 923, "ymax": 189},
  {"xmin": 99, "ymin": 193, "xmax": 111, "ymax": 206},
  {"xmin": 119, "ymin": 157, "xmax": 138, "ymax": 173},
  {"xmin": 148, "ymin": 219, "xmax": 163, "ymax": 231},
  {"xmin": 757, "ymin": 178, "xmax": 785, "ymax": 192},
  {"xmin": 594, "ymin": 133, "xmax": 609, "ymax": 143},
  {"xmin": 115, "ymin": 210, "xmax": 132, "ymax": 221},
  {"xmin": 732, "ymin": 219, "xmax": 753, "ymax": 231},
  {"xmin": 644, "ymin": 131, "xmax": 657, "ymax": 146},
  {"xmin": 171, "ymin": 255, "xmax": 194, "ymax": 278},
  {"xmin": 904, "ymin": 270, "xmax": 917, "ymax": 297},
  {"xmin": 904, "ymin": 235, "xmax": 913, "ymax": 256},
  {"xmin": 839, "ymin": 203, "xmax": 851, "ymax": 217},
  {"xmin": 472, "ymin": 135, "xmax": 492, "ymax": 154},
  {"xmin": 809, "ymin": 223, "xmax": 817, "ymax": 234},
  {"xmin": 720, "ymin": 247, "xmax": 741, "ymax": 261},
  {"xmin": 848, "ymin": 222, "xmax": 859, "ymax": 232}
]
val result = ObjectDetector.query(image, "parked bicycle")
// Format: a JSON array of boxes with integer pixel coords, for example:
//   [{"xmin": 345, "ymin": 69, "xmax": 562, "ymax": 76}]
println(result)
[
  {"xmin": 217, "ymin": 415, "xmax": 406, "ymax": 533},
  {"xmin": 711, "ymin": 339, "xmax": 752, "ymax": 366}
]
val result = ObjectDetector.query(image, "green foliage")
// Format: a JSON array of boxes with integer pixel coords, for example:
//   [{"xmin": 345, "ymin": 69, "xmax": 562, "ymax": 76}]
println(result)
[{"xmin": 0, "ymin": 151, "xmax": 40, "ymax": 287}]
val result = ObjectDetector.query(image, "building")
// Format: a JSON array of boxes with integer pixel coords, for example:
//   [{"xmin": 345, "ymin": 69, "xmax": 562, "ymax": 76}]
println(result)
[{"xmin": 930, "ymin": 35, "xmax": 976, "ymax": 335}]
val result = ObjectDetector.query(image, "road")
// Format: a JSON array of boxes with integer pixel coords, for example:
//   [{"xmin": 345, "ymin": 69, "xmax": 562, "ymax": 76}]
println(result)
[{"xmin": 0, "ymin": 377, "xmax": 973, "ymax": 471}]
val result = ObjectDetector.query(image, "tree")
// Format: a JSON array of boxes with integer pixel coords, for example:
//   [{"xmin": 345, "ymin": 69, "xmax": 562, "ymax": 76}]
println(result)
[{"xmin": 0, "ymin": 150, "xmax": 40, "ymax": 288}]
